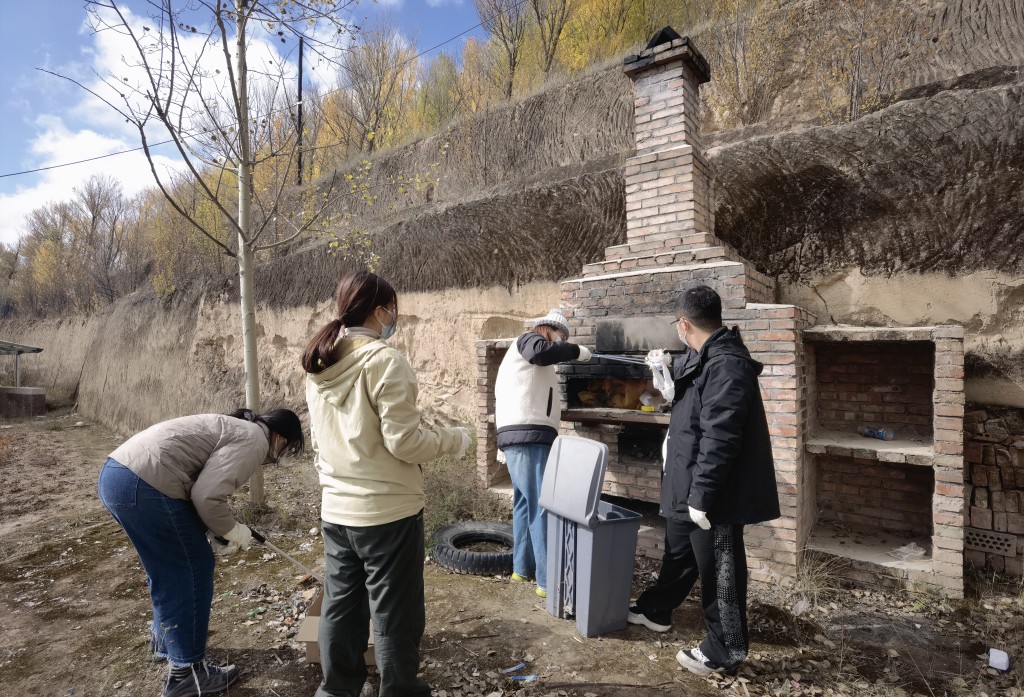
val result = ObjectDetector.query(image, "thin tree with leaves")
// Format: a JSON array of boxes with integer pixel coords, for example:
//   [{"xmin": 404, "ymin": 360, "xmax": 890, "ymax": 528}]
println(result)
[{"xmin": 56, "ymin": 0, "xmax": 357, "ymax": 502}]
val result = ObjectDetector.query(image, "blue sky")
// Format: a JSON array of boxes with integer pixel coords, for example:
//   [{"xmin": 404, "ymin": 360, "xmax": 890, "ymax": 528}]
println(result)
[{"xmin": 0, "ymin": 0, "xmax": 485, "ymax": 246}]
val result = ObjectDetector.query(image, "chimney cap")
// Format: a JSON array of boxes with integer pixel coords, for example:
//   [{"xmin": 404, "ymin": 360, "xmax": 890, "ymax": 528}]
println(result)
[
  {"xmin": 623, "ymin": 28, "xmax": 710, "ymax": 84},
  {"xmin": 646, "ymin": 26, "xmax": 682, "ymax": 49}
]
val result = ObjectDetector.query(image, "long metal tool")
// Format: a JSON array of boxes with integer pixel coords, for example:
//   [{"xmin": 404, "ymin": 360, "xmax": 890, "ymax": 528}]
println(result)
[
  {"xmin": 217, "ymin": 529, "xmax": 323, "ymax": 583},
  {"xmin": 253, "ymin": 530, "xmax": 324, "ymax": 584},
  {"xmin": 589, "ymin": 353, "xmax": 649, "ymax": 366}
]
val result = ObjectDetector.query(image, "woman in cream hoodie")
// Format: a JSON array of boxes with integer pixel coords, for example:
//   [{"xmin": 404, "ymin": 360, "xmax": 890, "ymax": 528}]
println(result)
[{"xmin": 302, "ymin": 271, "xmax": 470, "ymax": 697}]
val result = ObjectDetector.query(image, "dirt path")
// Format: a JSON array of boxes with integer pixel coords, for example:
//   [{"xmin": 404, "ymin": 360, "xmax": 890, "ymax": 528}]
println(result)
[{"xmin": 0, "ymin": 413, "xmax": 1022, "ymax": 696}]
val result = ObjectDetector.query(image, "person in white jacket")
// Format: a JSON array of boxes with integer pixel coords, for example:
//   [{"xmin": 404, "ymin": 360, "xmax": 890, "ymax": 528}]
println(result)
[
  {"xmin": 97, "ymin": 408, "xmax": 304, "ymax": 697},
  {"xmin": 302, "ymin": 270, "xmax": 470, "ymax": 697},
  {"xmin": 494, "ymin": 309, "xmax": 591, "ymax": 598}
]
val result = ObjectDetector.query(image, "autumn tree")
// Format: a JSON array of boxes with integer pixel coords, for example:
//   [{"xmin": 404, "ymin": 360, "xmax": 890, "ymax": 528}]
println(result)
[
  {"xmin": 418, "ymin": 53, "xmax": 462, "ymax": 132},
  {"xmin": 68, "ymin": 175, "xmax": 146, "ymax": 303},
  {"xmin": 808, "ymin": 0, "xmax": 922, "ymax": 124},
  {"xmin": 700, "ymin": 0, "xmax": 797, "ymax": 127},
  {"xmin": 475, "ymin": 0, "xmax": 528, "ymax": 98},
  {"xmin": 530, "ymin": 0, "xmax": 573, "ymax": 78},
  {"xmin": 456, "ymin": 38, "xmax": 501, "ymax": 113},
  {"xmin": 333, "ymin": 18, "xmax": 419, "ymax": 153}
]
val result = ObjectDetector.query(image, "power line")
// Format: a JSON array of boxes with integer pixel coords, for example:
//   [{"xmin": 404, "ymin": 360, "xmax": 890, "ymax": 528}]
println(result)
[{"xmin": 0, "ymin": 0, "xmax": 524, "ymax": 180}]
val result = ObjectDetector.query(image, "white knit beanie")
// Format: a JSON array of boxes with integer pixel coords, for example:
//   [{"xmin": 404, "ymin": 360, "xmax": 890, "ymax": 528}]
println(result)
[{"xmin": 532, "ymin": 309, "xmax": 570, "ymax": 337}]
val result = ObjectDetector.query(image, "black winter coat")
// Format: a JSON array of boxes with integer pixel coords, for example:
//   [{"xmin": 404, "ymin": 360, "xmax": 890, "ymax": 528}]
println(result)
[{"xmin": 661, "ymin": 326, "xmax": 781, "ymax": 525}]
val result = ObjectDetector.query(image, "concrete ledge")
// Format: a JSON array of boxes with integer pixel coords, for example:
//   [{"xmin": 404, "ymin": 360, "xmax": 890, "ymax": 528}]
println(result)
[{"xmin": 804, "ymin": 325, "xmax": 940, "ymax": 342}]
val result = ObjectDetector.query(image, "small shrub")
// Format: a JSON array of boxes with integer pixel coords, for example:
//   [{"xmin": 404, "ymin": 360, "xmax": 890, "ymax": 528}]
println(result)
[{"xmin": 795, "ymin": 550, "xmax": 850, "ymax": 608}]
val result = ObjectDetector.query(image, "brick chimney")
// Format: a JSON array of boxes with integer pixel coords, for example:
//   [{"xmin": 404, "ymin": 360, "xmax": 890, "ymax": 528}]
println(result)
[{"xmin": 622, "ymin": 30, "xmax": 713, "ymax": 241}]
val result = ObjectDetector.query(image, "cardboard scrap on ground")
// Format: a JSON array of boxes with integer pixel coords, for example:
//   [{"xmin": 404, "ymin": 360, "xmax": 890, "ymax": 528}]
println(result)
[{"xmin": 295, "ymin": 587, "xmax": 376, "ymax": 666}]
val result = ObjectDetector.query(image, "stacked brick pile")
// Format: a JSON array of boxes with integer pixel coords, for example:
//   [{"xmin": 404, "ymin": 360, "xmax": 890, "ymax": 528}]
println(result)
[{"xmin": 965, "ymin": 408, "xmax": 1024, "ymax": 576}]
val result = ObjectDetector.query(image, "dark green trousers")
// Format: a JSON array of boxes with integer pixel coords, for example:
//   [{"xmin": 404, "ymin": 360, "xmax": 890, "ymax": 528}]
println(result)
[{"xmin": 316, "ymin": 510, "xmax": 431, "ymax": 697}]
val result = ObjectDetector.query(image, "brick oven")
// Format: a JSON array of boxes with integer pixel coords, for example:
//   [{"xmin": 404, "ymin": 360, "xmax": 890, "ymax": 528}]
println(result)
[{"xmin": 475, "ymin": 30, "xmax": 967, "ymax": 595}]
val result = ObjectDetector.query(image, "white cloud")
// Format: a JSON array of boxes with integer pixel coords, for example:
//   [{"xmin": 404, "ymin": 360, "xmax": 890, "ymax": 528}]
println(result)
[
  {"xmin": 425, "ymin": 0, "xmax": 463, "ymax": 7},
  {"xmin": 1, "ymin": 3, "xmax": 353, "ymax": 246},
  {"xmin": 0, "ymin": 116, "xmax": 183, "ymax": 245}
]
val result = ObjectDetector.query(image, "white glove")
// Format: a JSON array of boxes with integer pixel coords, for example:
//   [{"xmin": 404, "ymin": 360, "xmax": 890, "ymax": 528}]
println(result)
[
  {"xmin": 647, "ymin": 350, "xmax": 675, "ymax": 402},
  {"xmin": 453, "ymin": 427, "xmax": 472, "ymax": 459},
  {"xmin": 645, "ymin": 349, "xmax": 671, "ymax": 369},
  {"xmin": 222, "ymin": 522, "xmax": 254, "ymax": 550},
  {"xmin": 689, "ymin": 506, "xmax": 711, "ymax": 531},
  {"xmin": 207, "ymin": 533, "xmax": 239, "ymax": 556},
  {"xmin": 576, "ymin": 346, "xmax": 592, "ymax": 362}
]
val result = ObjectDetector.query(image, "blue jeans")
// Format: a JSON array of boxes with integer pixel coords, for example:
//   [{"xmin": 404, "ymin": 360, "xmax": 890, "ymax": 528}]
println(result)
[
  {"xmin": 504, "ymin": 444, "xmax": 551, "ymax": 590},
  {"xmin": 97, "ymin": 458, "xmax": 215, "ymax": 665}
]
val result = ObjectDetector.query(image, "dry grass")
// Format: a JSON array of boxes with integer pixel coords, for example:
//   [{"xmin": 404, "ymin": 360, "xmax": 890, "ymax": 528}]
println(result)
[
  {"xmin": 793, "ymin": 549, "xmax": 851, "ymax": 609},
  {"xmin": 422, "ymin": 448, "xmax": 511, "ymax": 544}
]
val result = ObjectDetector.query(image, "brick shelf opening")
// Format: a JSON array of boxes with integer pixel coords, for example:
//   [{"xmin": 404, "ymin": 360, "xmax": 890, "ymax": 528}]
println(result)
[
  {"xmin": 806, "ymin": 525, "xmax": 933, "ymax": 573},
  {"xmin": 817, "ymin": 455, "xmax": 934, "ymax": 538},
  {"xmin": 810, "ymin": 452, "xmax": 935, "ymax": 575},
  {"xmin": 805, "ymin": 429, "xmax": 934, "ymax": 466},
  {"xmin": 811, "ymin": 341, "xmax": 935, "ymax": 440}
]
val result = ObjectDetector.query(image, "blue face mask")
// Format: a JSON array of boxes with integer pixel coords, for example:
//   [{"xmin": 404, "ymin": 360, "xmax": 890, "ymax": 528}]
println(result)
[{"xmin": 380, "ymin": 308, "xmax": 398, "ymax": 340}]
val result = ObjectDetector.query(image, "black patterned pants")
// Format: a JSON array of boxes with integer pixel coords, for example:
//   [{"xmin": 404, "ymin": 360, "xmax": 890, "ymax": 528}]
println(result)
[{"xmin": 635, "ymin": 520, "xmax": 749, "ymax": 668}]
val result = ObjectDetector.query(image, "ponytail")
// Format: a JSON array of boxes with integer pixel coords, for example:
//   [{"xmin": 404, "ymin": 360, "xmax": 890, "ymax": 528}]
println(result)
[
  {"xmin": 301, "ymin": 318, "xmax": 344, "ymax": 374},
  {"xmin": 301, "ymin": 271, "xmax": 397, "ymax": 374}
]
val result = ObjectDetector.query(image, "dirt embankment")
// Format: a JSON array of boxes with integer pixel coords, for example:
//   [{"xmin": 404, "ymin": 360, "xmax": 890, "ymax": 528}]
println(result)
[{"xmin": 0, "ymin": 284, "xmax": 561, "ymax": 434}]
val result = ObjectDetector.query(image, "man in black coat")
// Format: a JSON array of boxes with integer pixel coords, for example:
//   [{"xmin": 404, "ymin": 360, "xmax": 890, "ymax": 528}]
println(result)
[{"xmin": 628, "ymin": 285, "xmax": 780, "ymax": 676}]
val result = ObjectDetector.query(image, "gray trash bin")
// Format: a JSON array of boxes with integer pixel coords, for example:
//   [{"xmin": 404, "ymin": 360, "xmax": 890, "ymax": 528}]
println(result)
[{"xmin": 539, "ymin": 436, "xmax": 642, "ymax": 637}]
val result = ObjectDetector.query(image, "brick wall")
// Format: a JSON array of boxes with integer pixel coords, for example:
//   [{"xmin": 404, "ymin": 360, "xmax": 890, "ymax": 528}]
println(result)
[
  {"xmin": 964, "ymin": 406, "xmax": 1024, "ymax": 576},
  {"xmin": 727, "ymin": 305, "xmax": 815, "ymax": 582},
  {"xmin": 475, "ymin": 340, "xmax": 511, "ymax": 487},
  {"xmin": 817, "ymin": 455, "xmax": 934, "ymax": 538},
  {"xmin": 813, "ymin": 342, "xmax": 935, "ymax": 437}
]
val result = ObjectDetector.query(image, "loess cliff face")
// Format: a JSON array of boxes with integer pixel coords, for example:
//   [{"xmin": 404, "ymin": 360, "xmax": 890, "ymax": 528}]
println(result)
[{"xmin": 5, "ymin": 0, "xmax": 1024, "ymax": 426}]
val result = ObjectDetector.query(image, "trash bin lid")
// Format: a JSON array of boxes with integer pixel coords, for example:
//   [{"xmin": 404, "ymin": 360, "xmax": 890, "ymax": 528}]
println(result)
[{"xmin": 538, "ymin": 436, "xmax": 607, "ymax": 527}]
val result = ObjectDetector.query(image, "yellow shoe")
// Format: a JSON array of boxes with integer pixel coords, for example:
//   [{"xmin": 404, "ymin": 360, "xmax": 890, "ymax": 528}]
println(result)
[
  {"xmin": 535, "ymin": 586, "xmax": 547, "ymax": 598},
  {"xmin": 510, "ymin": 572, "xmax": 531, "ymax": 583}
]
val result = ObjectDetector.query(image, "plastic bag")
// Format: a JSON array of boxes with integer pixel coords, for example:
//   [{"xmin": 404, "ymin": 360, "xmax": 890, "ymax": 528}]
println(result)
[
  {"xmin": 888, "ymin": 541, "xmax": 926, "ymax": 561},
  {"xmin": 646, "ymin": 350, "xmax": 675, "ymax": 403}
]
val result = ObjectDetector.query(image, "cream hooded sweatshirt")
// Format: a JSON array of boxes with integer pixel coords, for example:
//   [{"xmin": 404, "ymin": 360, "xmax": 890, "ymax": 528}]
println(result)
[{"xmin": 306, "ymin": 335, "xmax": 463, "ymax": 527}]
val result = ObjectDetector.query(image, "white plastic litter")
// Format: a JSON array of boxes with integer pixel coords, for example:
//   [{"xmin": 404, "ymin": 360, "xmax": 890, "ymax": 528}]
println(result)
[
  {"xmin": 888, "ymin": 542, "xmax": 927, "ymax": 561},
  {"xmin": 989, "ymin": 648, "xmax": 1010, "ymax": 672}
]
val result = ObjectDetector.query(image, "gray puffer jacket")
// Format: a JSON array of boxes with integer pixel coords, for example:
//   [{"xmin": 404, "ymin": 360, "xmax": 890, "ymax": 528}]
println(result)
[{"xmin": 108, "ymin": 414, "xmax": 270, "ymax": 535}]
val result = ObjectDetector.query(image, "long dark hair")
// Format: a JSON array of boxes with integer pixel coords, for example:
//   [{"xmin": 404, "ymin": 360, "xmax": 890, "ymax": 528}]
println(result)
[
  {"xmin": 301, "ymin": 270, "xmax": 398, "ymax": 374},
  {"xmin": 228, "ymin": 408, "xmax": 305, "ymax": 454}
]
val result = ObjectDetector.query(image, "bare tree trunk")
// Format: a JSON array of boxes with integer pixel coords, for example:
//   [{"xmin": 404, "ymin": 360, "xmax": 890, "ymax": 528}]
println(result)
[{"xmin": 234, "ymin": 0, "xmax": 264, "ymax": 504}]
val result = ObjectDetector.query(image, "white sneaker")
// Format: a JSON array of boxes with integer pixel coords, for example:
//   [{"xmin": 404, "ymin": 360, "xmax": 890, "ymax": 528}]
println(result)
[
  {"xmin": 627, "ymin": 606, "xmax": 671, "ymax": 633},
  {"xmin": 676, "ymin": 647, "xmax": 715, "ymax": 676}
]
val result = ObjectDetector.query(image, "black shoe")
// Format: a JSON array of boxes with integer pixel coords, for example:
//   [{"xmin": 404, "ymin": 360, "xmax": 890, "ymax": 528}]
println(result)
[
  {"xmin": 627, "ymin": 606, "xmax": 671, "ymax": 632},
  {"xmin": 163, "ymin": 661, "xmax": 240, "ymax": 697}
]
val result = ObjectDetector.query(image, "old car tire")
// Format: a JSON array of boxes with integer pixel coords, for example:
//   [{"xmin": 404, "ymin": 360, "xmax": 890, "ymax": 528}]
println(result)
[{"xmin": 430, "ymin": 521, "xmax": 514, "ymax": 576}]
